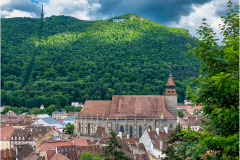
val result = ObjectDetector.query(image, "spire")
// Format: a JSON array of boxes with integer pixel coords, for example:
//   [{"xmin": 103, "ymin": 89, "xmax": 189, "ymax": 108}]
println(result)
[
  {"xmin": 169, "ymin": 66, "xmax": 172, "ymax": 76},
  {"xmin": 165, "ymin": 69, "xmax": 177, "ymax": 95}
]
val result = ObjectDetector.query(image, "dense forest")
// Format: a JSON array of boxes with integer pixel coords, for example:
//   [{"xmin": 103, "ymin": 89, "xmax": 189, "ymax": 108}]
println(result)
[{"xmin": 1, "ymin": 13, "xmax": 199, "ymax": 109}]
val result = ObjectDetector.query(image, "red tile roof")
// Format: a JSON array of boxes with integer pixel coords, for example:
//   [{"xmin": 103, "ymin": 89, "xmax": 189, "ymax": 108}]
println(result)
[
  {"xmin": 122, "ymin": 138, "xmax": 139, "ymax": 144},
  {"xmin": 109, "ymin": 95, "xmax": 176, "ymax": 119},
  {"xmin": 166, "ymin": 76, "xmax": 175, "ymax": 86},
  {"xmin": 37, "ymin": 140, "xmax": 73, "ymax": 152},
  {"xmin": 1, "ymin": 149, "xmax": 16, "ymax": 159},
  {"xmin": 49, "ymin": 153, "xmax": 70, "ymax": 160},
  {"xmin": 178, "ymin": 105, "xmax": 203, "ymax": 110},
  {"xmin": 80, "ymin": 100, "xmax": 112, "ymax": 117},
  {"xmin": 1, "ymin": 126, "xmax": 14, "ymax": 141}
]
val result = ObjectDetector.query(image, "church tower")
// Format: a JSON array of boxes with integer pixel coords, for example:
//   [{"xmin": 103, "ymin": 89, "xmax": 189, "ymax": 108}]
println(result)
[{"xmin": 164, "ymin": 70, "xmax": 178, "ymax": 116}]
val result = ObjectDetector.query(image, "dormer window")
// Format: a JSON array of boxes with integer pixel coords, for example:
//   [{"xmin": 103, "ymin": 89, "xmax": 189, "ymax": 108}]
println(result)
[
  {"xmin": 22, "ymin": 137, "xmax": 25, "ymax": 140},
  {"xmin": 4, "ymin": 137, "xmax": 7, "ymax": 140},
  {"xmin": 15, "ymin": 137, "xmax": 17, "ymax": 140},
  {"xmin": 11, "ymin": 137, "xmax": 13, "ymax": 140},
  {"xmin": 19, "ymin": 137, "xmax": 21, "ymax": 140}
]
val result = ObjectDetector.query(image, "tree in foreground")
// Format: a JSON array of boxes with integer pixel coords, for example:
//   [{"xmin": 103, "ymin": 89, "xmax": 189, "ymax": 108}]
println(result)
[
  {"xmin": 63, "ymin": 122, "xmax": 74, "ymax": 134},
  {"xmin": 104, "ymin": 128, "xmax": 132, "ymax": 160},
  {"xmin": 80, "ymin": 152, "xmax": 103, "ymax": 160},
  {"xmin": 163, "ymin": 1, "xmax": 239, "ymax": 159}
]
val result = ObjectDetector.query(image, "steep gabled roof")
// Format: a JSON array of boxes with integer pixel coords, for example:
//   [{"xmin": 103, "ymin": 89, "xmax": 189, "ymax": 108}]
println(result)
[
  {"xmin": 80, "ymin": 100, "xmax": 112, "ymax": 117},
  {"xmin": 109, "ymin": 95, "xmax": 176, "ymax": 119}
]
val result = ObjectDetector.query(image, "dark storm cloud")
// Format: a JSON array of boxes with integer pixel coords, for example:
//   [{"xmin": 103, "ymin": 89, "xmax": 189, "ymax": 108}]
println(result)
[
  {"xmin": 2, "ymin": 0, "xmax": 41, "ymax": 17},
  {"xmin": 95, "ymin": 0, "xmax": 212, "ymax": 24}
]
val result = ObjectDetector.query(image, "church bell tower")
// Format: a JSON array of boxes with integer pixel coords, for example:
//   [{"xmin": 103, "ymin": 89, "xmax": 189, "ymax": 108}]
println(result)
[{"xmin": 164, "ymin": 69, "xmax": 178, "ymax": 116}]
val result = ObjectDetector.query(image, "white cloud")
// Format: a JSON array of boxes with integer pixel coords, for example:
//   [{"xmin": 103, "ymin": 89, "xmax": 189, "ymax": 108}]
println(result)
[
  {"xmin": 44, "ymin": 0, "xmax": 101, "ymax": 20},
  {"xmin": 169, "ymin": 0, "xmax": 233, "ymax": 42},
  {"xmin": 5, "ymin": 9, "xmax": 34, "ymax": 18}
]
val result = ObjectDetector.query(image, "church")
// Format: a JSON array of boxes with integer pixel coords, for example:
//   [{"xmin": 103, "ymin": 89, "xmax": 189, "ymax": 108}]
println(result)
[{"xmin": 74, "ymin": 72, "xmax": 178, "ymax": 138}]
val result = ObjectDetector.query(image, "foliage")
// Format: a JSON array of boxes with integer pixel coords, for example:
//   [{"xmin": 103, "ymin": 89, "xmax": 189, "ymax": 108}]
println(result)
[
  {"xmin": 65, "ymin": 105, "xmax": 74, "ymax": 113},
  {"xmin": 177, "ymin": 111, "xmax": 184, "ymax": 118},
  {"xmin": 80, "ymin": 152, "xmax": 103, "ymax": 160},
  {"xmin": 64, "ymin": 122, "xmax": 74, "ymax": 134},
  {"xmin": 1, "ymin": 14, "xmax": 199, "ymax": 108},
  {"xmin": 165, "ymin": 1, "xmax": 239, "ymax": 159},
  {"xmin": 104, "ymin": 128, "xmax": 132, "ymax": 160},
  {"xmin": 74, "ymin": 106, "xmax": 82, "ymax": 112}
]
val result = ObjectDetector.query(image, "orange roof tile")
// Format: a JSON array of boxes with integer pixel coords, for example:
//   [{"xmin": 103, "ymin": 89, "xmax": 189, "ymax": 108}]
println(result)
[
  {"xmin": 37, "ymin": 140, "xmax": 73, "ymax": 152},
  {"xmin": 49, "ymin": 153, "xmax": 70, "ymax": 160},
  {"xmin": 166, "ymin": 76, "xmax": 175, "ymax": 86},
  {"xmin": 1, "ymin": 126, "xmax": 14, "ymax": 141}
]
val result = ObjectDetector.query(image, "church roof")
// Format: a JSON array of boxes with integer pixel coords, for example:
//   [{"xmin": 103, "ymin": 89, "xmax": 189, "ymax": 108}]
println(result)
[
  {"xmin": 78, "ymin": 95, "xmax": 176, "ymax": 119},
  {"xmin": 109, "ymin": 95, "xmax": 176, "ymax": 119},
  {"xmin": 166, "ymin": 75, "xmax": 175, "ymax": 86},
  {"xmin": 80, "ymin": 100, "xmax": 111, "ymax": 117}
]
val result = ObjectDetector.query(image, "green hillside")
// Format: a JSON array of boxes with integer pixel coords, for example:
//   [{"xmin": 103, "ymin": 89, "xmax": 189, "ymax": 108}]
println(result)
[{"xmin": 1, "ymin": 14, "xmax": 199, "ymax": 109}]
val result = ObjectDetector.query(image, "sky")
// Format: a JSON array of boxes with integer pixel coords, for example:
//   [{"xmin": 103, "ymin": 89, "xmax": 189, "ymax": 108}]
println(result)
[{"xmin": 1, "ymin": 0, "xmax": 238, "ymax": 42}]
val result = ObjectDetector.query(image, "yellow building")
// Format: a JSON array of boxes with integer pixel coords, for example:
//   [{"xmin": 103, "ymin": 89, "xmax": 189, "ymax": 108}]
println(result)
[{"xmin": 0, "ymin": 126, "xmax": 14, "ymax": 150}]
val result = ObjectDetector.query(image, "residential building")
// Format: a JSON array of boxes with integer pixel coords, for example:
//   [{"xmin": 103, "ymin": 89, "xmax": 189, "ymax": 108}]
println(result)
[
  {"xmin": 31, "ymin": 117, "xmax": 67, "ymax": 132},
  {"xmin": 139, "ymin": 127, "xmax": 173, "ymax": 159},
  {"xmin": 52, "ymin": 111, "xmax": 64, "ymax": 120},
  {"xmin": 71, "ymin": 102, "xmax": 83, "ymax": 107},
  {"xmin": 0, "ymin": 126, "xmax": 14, "ymax": 150},
  {"xmin": 63, "ymin": 116, "xmax": 75, "ymax": 124}
]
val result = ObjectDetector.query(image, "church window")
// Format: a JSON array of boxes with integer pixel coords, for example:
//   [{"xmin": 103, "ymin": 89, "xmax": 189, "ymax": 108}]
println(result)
[
  {"xmin": 130, "ymin": 126, "xmax": 133, "ymax": 138},
  {"xmin": 88, "ymin": 123, "xmax": 90, "ymax": 135},
  {"xmin": 148, "ymin": 125, "xmax": 152, "ymax": 130},
  {"xmin": 120, "ymin": 125, "xmax": 124, "ymax": 133},
  {"xmin": 139, "ymin": 126, "xmax": 142, "ymax": 137}
]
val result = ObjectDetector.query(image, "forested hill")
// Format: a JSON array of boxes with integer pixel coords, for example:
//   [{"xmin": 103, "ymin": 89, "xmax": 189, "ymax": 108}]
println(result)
[{"xmin": 1, "ymin": 13, "xmax": 199, "ymax": 109}]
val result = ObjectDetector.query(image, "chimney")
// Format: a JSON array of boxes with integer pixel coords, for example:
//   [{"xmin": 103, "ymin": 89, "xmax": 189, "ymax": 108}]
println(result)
[
  {"xmin": 156, "ymin": 128, "xmax": 159, "ymax": 135},
  {"xmin": 55, "ymin": 146, "xmax": 58, "ymax": 154},
  {"xmin": 164, "ymin": 127, "xmax": 168, "ymax": 134},
  {"xmin": 160, "ymin": 140, "xmax": 163, "ymax": 150}
]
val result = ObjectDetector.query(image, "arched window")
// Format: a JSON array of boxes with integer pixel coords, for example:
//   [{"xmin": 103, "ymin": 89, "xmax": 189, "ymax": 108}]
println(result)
[
  {"xmin": 139, "ymin": 126, "xmax": 142, "ymax": 137},
  {"xmin": 148, "ymin": 125, "xmax": 152, "ymax": 130},
  {"xmin": 88, "ymin": 123, "xmax": 90, "ymax": 135},
  {"xmin": 130, "ymin": 126, "xmax": 133, "ymax": 138},
  {"xmin": 120, "ymin": 125, "xmax": 124, "ymax": 133}
]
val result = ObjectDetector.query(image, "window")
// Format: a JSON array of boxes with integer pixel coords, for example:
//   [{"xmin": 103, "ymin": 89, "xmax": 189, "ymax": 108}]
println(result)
[
  {"xmin": 152, "ymin": 140, "xmax": 155, "ymax": 144},
  {"xmin": 120, "ymin": 125, "xmax": 124, "ymax": 133},
  {"xmin": 11, "ymin": 142, "xmax": 13, "ymax": 147},
  {"xmin": 4, "ymin": 137, "xmax": 7, "ymax": 140},
  {"xmin": 11, "ymin": 137, "xmax": 13, "ymax": 140},
  {"xmin": 72, "ymin": 148, "xmax": 74, "ymax": 151},
  {"xmin": 22, "ymin": 137, "xmax": 25, "ymax": 140},
  {"xmin": 69, "ymin": 148, "xmax": 71, "ymax": 151},
  {"xmin": 19, "ymin": 137, "xmax": 21, "ymax": 140},
  {"xmin": 172, "ymin": 91, "xmax": 174, "ymax": 93},
  {"xmin": 2, "ymin": 143, "xmax": 4, "ymax": 146},
  {"xmin": 61, "ymin": 149, "xmax": 64, "ymax": 152},
  {"xmin": 6, "ymin": 143, "xmax": 8, "ymax": 146},
  {"xmin": 15, "ymin": 137, "xmax": 17, "ymax": 140},
  {"xmin": 168, "ymin": 91, "xmax": 170, "ymax": 93},
  {"xmin": 170, "ymin": 124, "xmax": 173, "ymax": 129},
  {"xmin": 65, "ymin": 149, "xmax": 67, "ymax": 152}
]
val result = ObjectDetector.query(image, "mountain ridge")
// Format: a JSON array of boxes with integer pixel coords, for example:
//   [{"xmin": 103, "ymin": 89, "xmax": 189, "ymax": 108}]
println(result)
[{"xmin": 1, "ymin": 14, "xmax": 199, "ymax": 108}]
